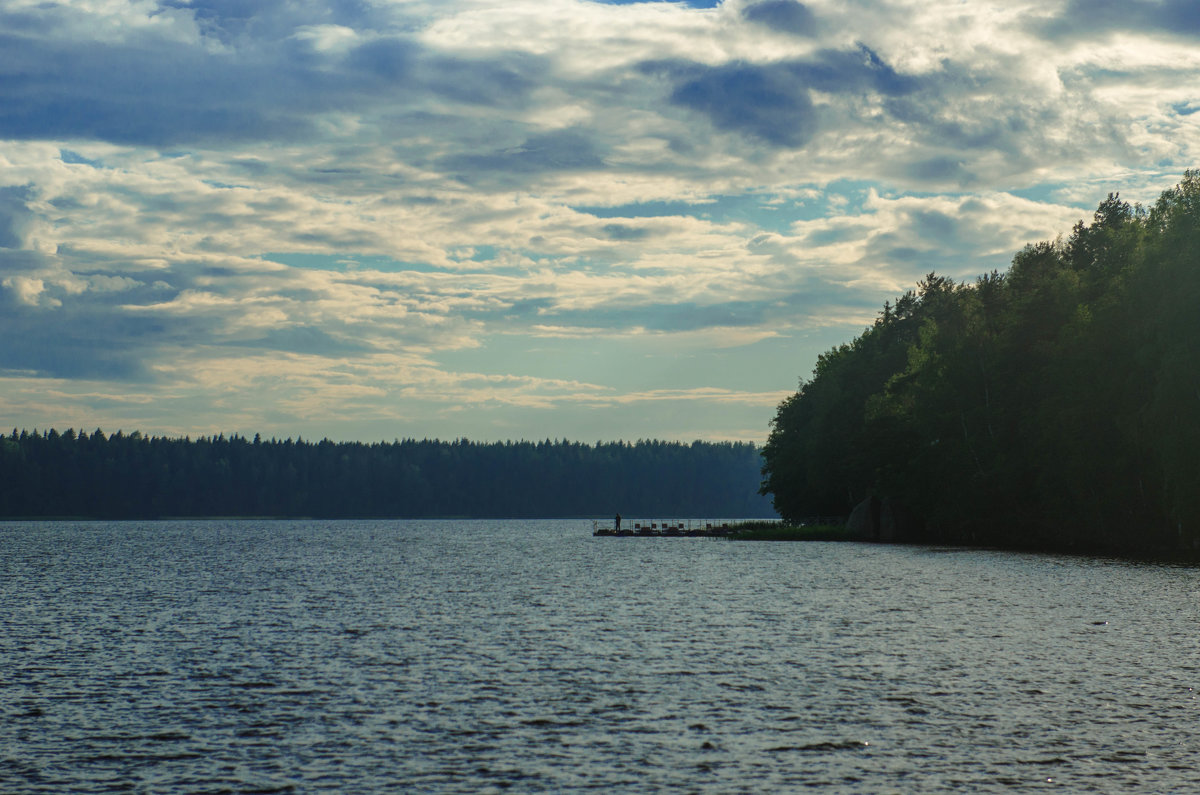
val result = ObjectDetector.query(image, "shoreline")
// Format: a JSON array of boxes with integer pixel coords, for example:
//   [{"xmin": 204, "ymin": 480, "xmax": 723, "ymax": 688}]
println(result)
[{"xmin": 724, "ymin": 521, "xmax": 1200, "ymax": 564}]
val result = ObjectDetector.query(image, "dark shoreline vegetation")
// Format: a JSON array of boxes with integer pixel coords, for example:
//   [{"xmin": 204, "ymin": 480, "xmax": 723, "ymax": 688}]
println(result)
[
  {"xmin": 726, "ymin": 521, "xmax": 857, "ymax": 541},
  {"xmin": 0, "ymin": 433, "xmax": 772, "ymax": 519},
  {"xmin": 759, "ymin": 172, "xmax": 1200, "ymax": 559}
]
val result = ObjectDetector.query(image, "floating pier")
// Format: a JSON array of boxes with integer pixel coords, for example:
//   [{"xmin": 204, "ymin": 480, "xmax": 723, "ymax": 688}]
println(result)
[{"xmin": 591, "ymin": 519, "xmax": 741, "ymax": 537}]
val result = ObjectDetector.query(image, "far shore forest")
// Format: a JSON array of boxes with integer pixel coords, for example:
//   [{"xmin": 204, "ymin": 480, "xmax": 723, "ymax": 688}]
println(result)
[
  {"xmin": 0, "ymin": 433, "xmax": 770, "ymax": 519},
  {"xmin": 759, "ymin": 172, "xmax": 1200, "ymax": 556}
]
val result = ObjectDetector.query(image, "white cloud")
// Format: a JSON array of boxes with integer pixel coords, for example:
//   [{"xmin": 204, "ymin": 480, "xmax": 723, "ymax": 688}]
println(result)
[
  {"xmin": 3, "ymin": 276, "xmax": 54, "ymax": 307},
  {"xmin": 290, "ymin": 24, "xmax": 362, "ymax": 54}
]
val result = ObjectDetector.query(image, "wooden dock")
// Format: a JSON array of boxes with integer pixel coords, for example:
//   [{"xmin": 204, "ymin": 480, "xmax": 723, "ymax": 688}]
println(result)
[
  {"xmin": 591, "ymin": 517, "xmax": 845, "ymax": 538},
  {"xmin": 591, "ymin": 519, "xmax": 740, "ymax": 537}
]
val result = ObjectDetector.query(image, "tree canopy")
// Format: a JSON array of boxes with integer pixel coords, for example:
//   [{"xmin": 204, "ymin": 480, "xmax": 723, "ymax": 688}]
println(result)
[
  {"xmin": 0, "ymin": 431, "xmax": 771, "ymax": 519},
  {"xmin": 760, "ymin": 172, "xmax": 1200, "ymax": 555}
]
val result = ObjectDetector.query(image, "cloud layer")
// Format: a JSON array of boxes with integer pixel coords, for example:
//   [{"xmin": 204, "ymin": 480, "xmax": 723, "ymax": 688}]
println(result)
[{"xmin": 0, "ymin": 0, "xmax": 1195, "ymax": 441}]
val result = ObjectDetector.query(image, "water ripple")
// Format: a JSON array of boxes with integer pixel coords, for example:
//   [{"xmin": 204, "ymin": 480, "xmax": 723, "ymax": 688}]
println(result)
[{"xmin": 4, "ymin": 520, "xmax": 1200, "ymax": 792}]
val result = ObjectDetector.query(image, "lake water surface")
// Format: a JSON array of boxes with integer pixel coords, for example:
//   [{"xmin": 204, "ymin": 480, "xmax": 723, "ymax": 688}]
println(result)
[{"xmin": 3, "ymin": 519, "xmax": 1200, "ymax": 793}]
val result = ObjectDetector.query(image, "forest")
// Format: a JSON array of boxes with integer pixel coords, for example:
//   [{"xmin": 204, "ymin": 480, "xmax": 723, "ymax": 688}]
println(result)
[
  {"xmin": 0, "ymin": 431, "xmax": 771, "ymax": 519},
  {"xmin": 760, "ymin": 172, "xmax": 1200, "ymax": 556}
]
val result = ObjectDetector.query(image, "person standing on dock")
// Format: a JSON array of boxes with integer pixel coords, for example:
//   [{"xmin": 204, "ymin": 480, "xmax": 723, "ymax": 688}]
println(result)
[{"xmin": 615, "ymin": 513, "xmax": 622, "ymax": 533}]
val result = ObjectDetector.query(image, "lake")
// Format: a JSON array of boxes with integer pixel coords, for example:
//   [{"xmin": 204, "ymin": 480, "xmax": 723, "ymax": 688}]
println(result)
[{"xmin": 3, "ymin": 519, "xmax": 1199, "ymax": 793}]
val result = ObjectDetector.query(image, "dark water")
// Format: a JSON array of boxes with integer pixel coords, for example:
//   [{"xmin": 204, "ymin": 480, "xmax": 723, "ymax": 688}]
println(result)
[{"xmin": 3, "ymin": 520, "xmax": 1200, "ymax": 793}]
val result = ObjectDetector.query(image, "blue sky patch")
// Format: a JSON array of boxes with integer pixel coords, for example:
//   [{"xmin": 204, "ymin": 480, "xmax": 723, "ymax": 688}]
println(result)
[{"xmin": 59, "ymin": 150, "xmax": 103, "ymax": 168}]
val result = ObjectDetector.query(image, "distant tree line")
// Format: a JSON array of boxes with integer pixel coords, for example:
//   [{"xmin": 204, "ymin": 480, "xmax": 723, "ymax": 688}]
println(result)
[
  {"xmin": 760, "ymin": 171, "xmax": 1200, "ymax": 555},
  {"xmin": 0, "ymin": 430, "xmax": 772, "ymax": 519}
]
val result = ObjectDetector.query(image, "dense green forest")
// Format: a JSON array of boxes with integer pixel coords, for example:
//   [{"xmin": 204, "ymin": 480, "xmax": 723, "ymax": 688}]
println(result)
[
  {"xmin": 0, "ymin": 430, "xmax": 771, "ymax": 519},
  {"xmin": 761, "ymin": 172, "xmax": 1200, "ymax": 555}
]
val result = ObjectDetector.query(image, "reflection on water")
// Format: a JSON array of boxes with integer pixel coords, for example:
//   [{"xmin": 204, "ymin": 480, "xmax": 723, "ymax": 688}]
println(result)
[{"xmin": 3, "ymin": 519, "xmax": 1200, "ymax": 793}]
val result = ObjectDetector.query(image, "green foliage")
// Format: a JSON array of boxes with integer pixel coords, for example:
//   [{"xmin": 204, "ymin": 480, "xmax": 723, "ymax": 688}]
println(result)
[
  {"xmin": 761, "ymin": 173, "xmax": 1200, "ymax": 555},
  {"xmin": 0, "ymin": 433, "xmax": 772, "ymax": 519}
]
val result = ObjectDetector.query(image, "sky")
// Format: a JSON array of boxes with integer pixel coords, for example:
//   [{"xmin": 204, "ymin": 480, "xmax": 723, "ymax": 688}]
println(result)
[{"xmin": 1, "ymin": 0, "xmax": 1198, "ymax": 444}]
